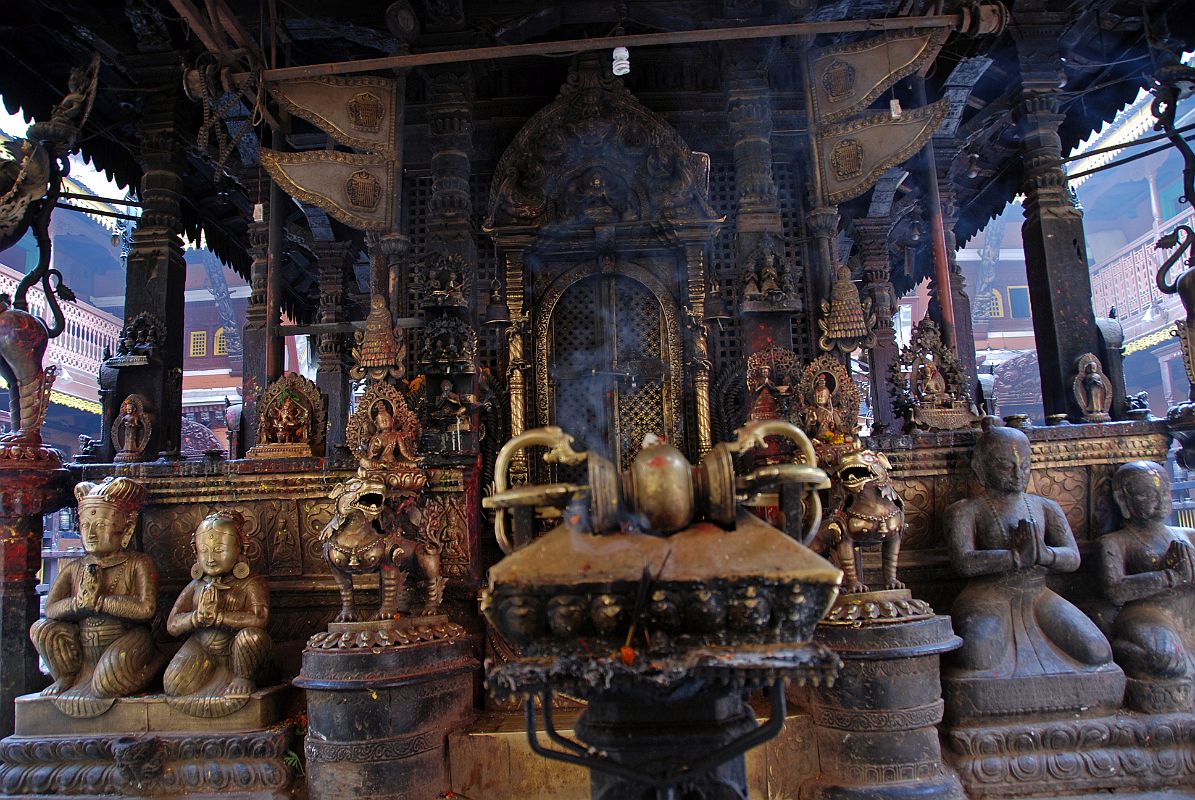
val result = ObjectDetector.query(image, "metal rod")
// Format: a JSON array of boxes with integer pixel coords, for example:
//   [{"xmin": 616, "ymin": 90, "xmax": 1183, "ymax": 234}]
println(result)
[
  {"xmin": 259, "ymin": 14, "xmax": 965, "ymax": 82},
  {"xmin": 914, "ymin": 77, "xmax": 958, "ymax": 350},
  {"xmin": 266, "ymin": 143, "xmax": 285, "ymax": 381},
  {"xmin": 53, "ymin": 203, "xmax": 140, "ymax": 221},
  {"xmin": 1060, "ymin": 120, "xmax": 1195, "ymax": 164},
  {"xmin": 275, "ymin": 318, "xmax": 423, "ymax": 336},
  {"xmin": 58, "ymin": 191, "xmax": 143, "ymax": 207}
]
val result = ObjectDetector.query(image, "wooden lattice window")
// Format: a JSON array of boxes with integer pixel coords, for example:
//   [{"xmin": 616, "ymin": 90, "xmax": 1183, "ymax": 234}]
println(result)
[{"xmin": 189, "ymin": 330, "xmax": 207, "ymax": 357}]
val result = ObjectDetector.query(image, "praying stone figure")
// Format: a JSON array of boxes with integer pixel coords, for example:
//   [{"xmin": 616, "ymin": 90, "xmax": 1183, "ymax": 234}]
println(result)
[
  {"xmin": 942, "ymin": 417, "xmax": 1124, "ymax": 718},
  {"xmin": 165, "ymin": 509, "xmax": 272, "ymax": 717},
  {"xmin": 1099, "ymin": 461, "xmax": 1195, "ymax": 712},
  {"xmin": 31, "ymin": 477, "xmax": 161, "ymax": 718}
]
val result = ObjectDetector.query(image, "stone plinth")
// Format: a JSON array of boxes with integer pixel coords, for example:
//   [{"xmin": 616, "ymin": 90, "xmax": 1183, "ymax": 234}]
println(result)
[
  {"xmin": 800, "ymin": 598, "xmax": 965, "ymax": 800},
  {"xmin": 944, "ymin": 711, "xmax": 1195, "ymax": 799},
  {"xmin": 0, "ymin": 688, "xmax": 293, "ymax": 799},
  {"xmin": 295, "ymin": 620, "xmax": 477, "ymax": 800}
]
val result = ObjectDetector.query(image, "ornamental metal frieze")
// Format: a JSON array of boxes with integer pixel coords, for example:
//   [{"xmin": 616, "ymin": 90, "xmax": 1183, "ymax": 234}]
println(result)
[
  {"xmin": 810, "ymin": 29, "xmax": 949, "ymax": 123},
  {"xmin": 822, "ymin": 60, "xmax": 857, "ymax": 102},
  {"xmin": 268, "ymin": 75, "xmax": 397, "ymax": 153},
  {"xmin": 830, "ymin": 139, "xmax": 864, "ymax": 179},
  {"xmin": 485, "ymin": 52, "xmax": 720, "ymax": 229},
  {"xmin": 347, "ymin": 91, "xmax": 385, "ymax": 132},
  {"xmin": 345, "ymin": 169, "xmax": 382, "ymax": 210}
]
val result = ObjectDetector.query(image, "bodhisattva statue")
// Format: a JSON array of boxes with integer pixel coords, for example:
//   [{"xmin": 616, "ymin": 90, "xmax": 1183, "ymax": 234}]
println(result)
[
  {"xmin": 1099, "ymin": 461, "xmax": 1195, "ymax": 711},
  {"xmin": 943, "ymin": 417, "xmax": 1123, "ymax": 716},
  {"xmin": 164, "ymin": 510, "xmax": 272, "ymax": 717},
  {"xmin": 31, "ymin": 477, "xmax": 161, "ymax": 718}
]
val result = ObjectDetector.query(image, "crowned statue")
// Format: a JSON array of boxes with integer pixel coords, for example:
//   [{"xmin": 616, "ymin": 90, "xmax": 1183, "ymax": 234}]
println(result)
[{"xmin": 31, "ymin": 477, "xmax": 161, "ymax": 718}]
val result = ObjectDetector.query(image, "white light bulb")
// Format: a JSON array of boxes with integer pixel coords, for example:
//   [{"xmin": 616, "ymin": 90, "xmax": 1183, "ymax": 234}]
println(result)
[{"xmin": 612, "ymin": 46, "xmax": 630, "ymax": 76}]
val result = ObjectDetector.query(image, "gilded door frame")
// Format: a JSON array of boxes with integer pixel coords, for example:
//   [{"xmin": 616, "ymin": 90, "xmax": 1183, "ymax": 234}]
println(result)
[{"xmin": 534, "ymin": 261, "xmax": 685, "ymax": 451}]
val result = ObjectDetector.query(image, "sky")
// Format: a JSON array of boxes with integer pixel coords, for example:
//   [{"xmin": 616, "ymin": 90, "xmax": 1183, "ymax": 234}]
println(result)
[{"xmin": 0, "ymin": 102, "xmax": 129, "ymax": 201}]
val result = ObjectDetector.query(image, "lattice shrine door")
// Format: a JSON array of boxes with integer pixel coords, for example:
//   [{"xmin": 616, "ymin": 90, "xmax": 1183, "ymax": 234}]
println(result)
[{"xmin": 545, "ymin": 273, "xmax": 679, "ymax": 470}]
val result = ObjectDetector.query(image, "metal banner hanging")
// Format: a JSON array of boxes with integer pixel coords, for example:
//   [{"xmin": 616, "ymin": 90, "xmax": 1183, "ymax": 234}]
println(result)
[
  {"xmin": 816, "ymin": 99, "xmax": 948, "ymax": 205},
  {"xmin": 810, "ymin": 29, "xmax": 948, "ymax": 124},
  {"xmin": 268, "ymin": 76, "xmax": 397, "ymax": 153},
  {"xmin": 259, "ymin": 148, "xmax": 395, "ymax": 231}
]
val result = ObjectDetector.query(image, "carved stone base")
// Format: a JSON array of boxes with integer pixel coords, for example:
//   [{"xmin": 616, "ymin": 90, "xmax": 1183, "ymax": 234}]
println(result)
[
  {"xmin": 944, "ymin": 711, "xmax": 1195, "ymax": 798},
  {"xmin": 245, "ymin": 442, "xmax": 313, "ymax": 459},
  {"xmin": 0, "ymin": 445, "xmax": 61, "ymax": 469},
  {"xmin": 296, "ymin": 632, "xmax": 477, "ymax": 800},
  {"xmin": 943, "ymin": 663, "xmax": 1126, "ymax": 722},
  {"xmin": 306, "ymin": 614, "xmax": 465, "ymax": 650},
  {"xmin": 822, "ymin": 588, "xmax": 934, "ymax": 624},
  {"xmin": 13, "ymin": 687, "xmax": 286, "ymax": 736},
  {"xmin": 800, "ymin": 612, "xmax": 966, "ymax": 799},
  {"xmin": 1126, "ymin": 676, "xmax": 1195, "ymax": 714},
  {"xmin": 0, "ymin": 690, "xmax": 292, "ymax": 798}
]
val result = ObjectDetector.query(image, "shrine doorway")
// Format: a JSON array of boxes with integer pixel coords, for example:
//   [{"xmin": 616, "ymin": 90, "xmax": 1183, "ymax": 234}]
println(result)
[{"xmin": 544, "ymin": 271, "xmax": 677, "ymax": 470}]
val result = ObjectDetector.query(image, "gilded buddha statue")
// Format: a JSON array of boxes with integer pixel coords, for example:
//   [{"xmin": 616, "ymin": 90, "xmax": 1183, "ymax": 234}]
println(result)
[
  {"xmin": 30, "ymin": 477, "xmax": 161, "ymax": 718},
  {"xmin": 164, "ymin": 509, "xmax": 272, "ymax": 717},
  {"xmin": 1099, "ymin": 461, "xmax": 1195, "ymax": 711}
]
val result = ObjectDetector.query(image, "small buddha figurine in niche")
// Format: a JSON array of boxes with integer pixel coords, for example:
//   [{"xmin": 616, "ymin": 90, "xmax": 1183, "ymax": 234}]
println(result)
[
  {"xmin": 165, "ymin": 509, "xmax": 271, "ymax": 717},
  {"xmin": 111, "ymin": 394, "xmax": 152, "ymax": 462},
  {"xmin": 431, "ymin": 379, "xmax": 470, "ymax": 428},
  {"xmin": 1098, "ymin": 461, "xmax": 1195, "ymax": 711},
  {"xmin": 31, "ymin": 477, "xmax": 160, "ymax": 718},
  {"xmin": 269, "ymin": 395, "xmax": 309, "ymax": 445},
  {"xmin": 943, "ymin": 417, "xmax": 1122, "ymax": 715}
]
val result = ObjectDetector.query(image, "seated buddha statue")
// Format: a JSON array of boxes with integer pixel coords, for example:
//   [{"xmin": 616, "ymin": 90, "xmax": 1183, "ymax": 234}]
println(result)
[
  {"xmin": 30, "ymin": 477, "xmax": 161, "ymax": 718},
  {"xmin": 1098, "ymin": 461, "xmax": 1195, "ymax": 711},
  {"xmin": 942, "ymin": 417, "xmax": 1123, "ymax": 717},
  {"xmin": 165, "ymin": 509, "xmax": 272, "ymax": 717}
]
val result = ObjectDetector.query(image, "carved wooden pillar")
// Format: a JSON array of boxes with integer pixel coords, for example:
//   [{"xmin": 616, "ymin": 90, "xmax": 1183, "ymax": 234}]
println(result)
[
  {"xmin": 426, "ymin": 66, "xmax": 475, "ymax": 268},
  {"xmin": 312, "ymin": 240, "xmax": 353, "ymax": 448},
  {"xmin": 118, "ymin": 53, "xmax": 189, "ymax": 459},
  {"xmin": 726, "ymin": 44, "xmax": 794, "ymax": 352},
  {"xmin": 422, "ymin": 65, "xmax": 480, "ymax": 462},
  {"xmin": 852, "ymin": 217, "xmax": 899, "ymax": 431},
  {"xmin": 241, "ymin": 182, "xmax": 270, "ymax": 450},
  {"xmin": 1014, "ymin": 13, "xmax": 1104, "ymax": 421}
]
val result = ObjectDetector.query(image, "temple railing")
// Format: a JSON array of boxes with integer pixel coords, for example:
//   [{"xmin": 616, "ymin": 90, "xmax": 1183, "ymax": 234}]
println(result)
[
  {"xmin": 0, "ymin": 266, "xmax": 121, "ymax": 382},
  {"xmin": 1090, "ymin": 205, "xmax": 1194, "ymax": 321}
]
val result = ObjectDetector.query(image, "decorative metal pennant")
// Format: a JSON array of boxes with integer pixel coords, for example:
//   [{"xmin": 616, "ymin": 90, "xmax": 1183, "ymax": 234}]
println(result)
[
  {"xmin": 817, "ymin": 99, "xmax": 948, "ymax": 206},
  {"xmin": 259, "ymin": 148, "xmax": 395, "ymax": 231},
  {"xmin": 268, "ymin": 76, "xmax": 397, "ymax": 153},
  {"xmin": 810, "ymin": 29, "xmax": 948, "ymax": 124}
]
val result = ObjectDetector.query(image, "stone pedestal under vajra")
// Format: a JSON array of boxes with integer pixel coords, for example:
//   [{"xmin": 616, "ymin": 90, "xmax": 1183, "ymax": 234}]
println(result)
[
  {"xmin": 799, "ymin": 590, "xmax": 966, "ymax": 800},
  {"xmin": 0, "ymin": 686, "xmax": 292, "ymax": 799},
  {"xmin": 296, "ymin": 617, "xmax": 477, "ymax": 800}
]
